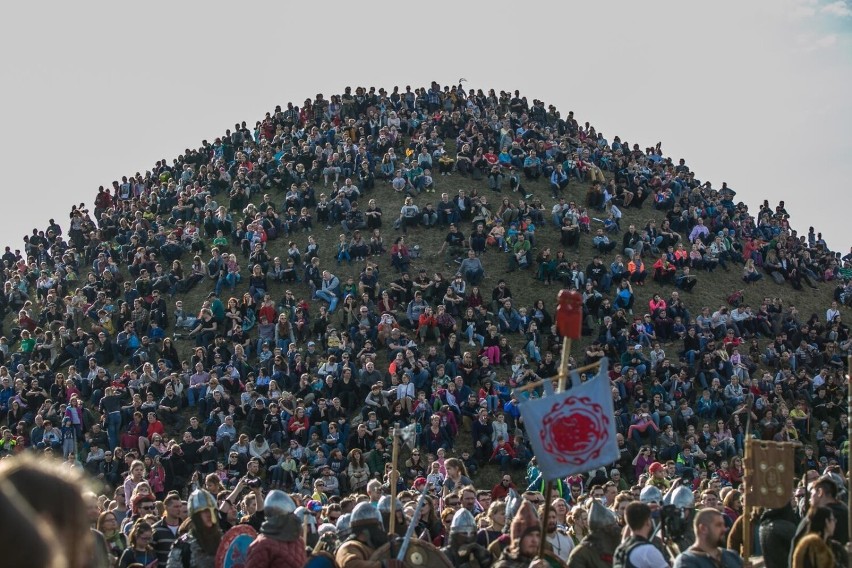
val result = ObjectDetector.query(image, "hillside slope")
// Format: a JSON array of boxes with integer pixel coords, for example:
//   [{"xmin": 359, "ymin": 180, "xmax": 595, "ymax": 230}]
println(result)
[{"xmin": 5, "ymin": 91, "xmax": 845, "ymax": 495}]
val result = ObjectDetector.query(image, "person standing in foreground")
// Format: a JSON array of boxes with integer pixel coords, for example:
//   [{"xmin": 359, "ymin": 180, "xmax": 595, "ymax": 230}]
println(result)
[
  {"xmin": 151, "ymin": 493, "xmax": 183, "ymax": 567},
  {"xmin": 244, "ymin": 490, "xmax": 305, "ymax": 568},
  {"xmin": 791, "ymin": 505, "xmax": 842, "ymax": 568},
  {"xmin": 613, "ymin": 502, "xmax": 669, "ymax": 568},
  {"xmin": 335, "ymin": 501, "xmax": 403, "ymax": 568},
  {"xmin": 166, "ymin": 489, "xmax": 222, "ymax": 568},
  {"xmin": 789, "ymin": 474, "xmax": 849, "ymax": 566},
  {"xmin": 673, "ymin": 508, "xmax": 742, "ymax": 568},
  {"xmin": 494, "ymin": 499, "xmax": 543, "ymax": 568},
  {"xmin": 566, "ymin": 501, "xmax": 623, "ymax": 568}
]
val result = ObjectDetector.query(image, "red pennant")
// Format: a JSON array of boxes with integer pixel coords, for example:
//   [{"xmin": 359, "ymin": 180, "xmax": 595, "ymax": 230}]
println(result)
[{"xmin": 556, "ymin": 290, "xmax": 582, "ymax": 340}]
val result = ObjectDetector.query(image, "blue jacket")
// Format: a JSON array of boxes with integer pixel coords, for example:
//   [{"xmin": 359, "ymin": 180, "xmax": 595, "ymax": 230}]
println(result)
[{"xmin": 0, "ymin": 386, "xmax": 14, "ymax": 411}]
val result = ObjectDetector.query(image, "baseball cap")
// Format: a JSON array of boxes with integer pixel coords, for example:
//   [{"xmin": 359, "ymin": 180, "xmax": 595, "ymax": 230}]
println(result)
[{"xmin": 648, "ymin": 462, "xmax": 665, "ymax": 474}]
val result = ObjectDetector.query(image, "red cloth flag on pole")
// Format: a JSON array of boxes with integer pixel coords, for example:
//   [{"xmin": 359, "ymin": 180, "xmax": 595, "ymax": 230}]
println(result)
[{"xmin": 556, "ymin": 290, "xmax": 582, "ymax": 340}]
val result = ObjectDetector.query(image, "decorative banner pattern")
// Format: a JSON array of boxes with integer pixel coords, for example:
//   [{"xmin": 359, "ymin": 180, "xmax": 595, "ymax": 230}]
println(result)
[
  {"xmin": 744, "ymin": 440, "xmax": 796, "ymax": 509},
  {"xmin": 517, "ymin": 358, "xmax": 617, "ymax": 481}
]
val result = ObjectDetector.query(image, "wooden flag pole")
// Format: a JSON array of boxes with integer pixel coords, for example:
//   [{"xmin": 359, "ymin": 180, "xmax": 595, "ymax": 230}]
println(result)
[
  {"xmin": 302, "ymin": 507, "xmax": 309, "ymax": 545},
  {"xmin": 389, "ymin": 423, "xmax": 400, "ymax": 537},
  {"xmin": 557, "ymin": 338, "xmax": 572, "ymax": 393},
  {"xmin": 847, "ymin": 355, "xmax": 851, "ymax": 561},
  {"xmin": 539, "ymin": 334, "xmax": 572, "ymax": 558},
  {"xmin": 742, "ymin": 433, "xmax": 752, "ymax": 560}
]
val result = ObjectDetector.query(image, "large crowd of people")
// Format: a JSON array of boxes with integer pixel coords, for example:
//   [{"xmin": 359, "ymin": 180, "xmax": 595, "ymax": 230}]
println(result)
[{"xmin": 0, "ymin": 82, "xmax": 850, "ymax": 567}]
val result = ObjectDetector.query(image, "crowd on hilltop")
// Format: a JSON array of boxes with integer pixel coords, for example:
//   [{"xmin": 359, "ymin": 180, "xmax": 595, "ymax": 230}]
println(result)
[{"xmin": 0, "ymin": 82, "xmax": 849, "ymax": 567}]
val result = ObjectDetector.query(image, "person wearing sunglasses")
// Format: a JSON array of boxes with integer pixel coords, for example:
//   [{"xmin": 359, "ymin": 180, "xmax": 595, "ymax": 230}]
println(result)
[{"xmin": 118, "ymin": 520, "xmax": 156, "ymax": 568}]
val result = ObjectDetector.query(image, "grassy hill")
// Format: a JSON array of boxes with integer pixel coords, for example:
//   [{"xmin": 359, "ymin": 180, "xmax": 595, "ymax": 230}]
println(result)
[{"xmin": 9, "ymin": 118, "xmax": 843, "ymax": 494}]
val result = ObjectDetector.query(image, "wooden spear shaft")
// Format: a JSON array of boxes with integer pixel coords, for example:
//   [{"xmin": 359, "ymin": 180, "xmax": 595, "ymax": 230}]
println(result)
[
  {"xmin": 742, "ymin": 434, "xmax": 752, "ymax": 560},
  {"xmin": 539, "ymin": 335, "xmax": 571, "ymax": 558},
  {"xmin": 389, "ymin": 424, "xmax": 400, "ymax": 537}
]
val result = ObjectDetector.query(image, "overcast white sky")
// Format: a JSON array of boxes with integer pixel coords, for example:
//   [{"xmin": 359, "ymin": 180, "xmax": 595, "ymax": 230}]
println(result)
[{"xmin": 0, "ymin": 0, "xmax": 849, "ymax": 252}]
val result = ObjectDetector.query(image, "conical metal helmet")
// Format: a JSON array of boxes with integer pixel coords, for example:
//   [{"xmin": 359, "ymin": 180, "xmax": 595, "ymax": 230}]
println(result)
[
  {"xmin": 295, "ymin": 506, "xmax": 317, "ymax": 526},
  {"xmin": 377, "ymin": 495, "xmax": 402, "ymax": 514},
  {"xmin": 336, "ymin": 513, "xmax": 352, "ymax": 538},
  {"xmin": 588, "ymin": 500, "xmax": 618, "ymax": 531},
  {"xmin": 350, "ymin": 501, "xmax": 383, "ymax": 529},
  {"xmin": 187, "ymin": 489, "xmax": 218, "ymax": 522},
  {"xmin": 669, "ymin": 485, "xmax": 695, "ymax": 509},
  {"xmin": 450, "ymin": 508, "xmax": 477, "ymax": 535},
  {"xmin": 264, "ymin": 490, "xmax": 296, "ymax": 516},
  {"xmin": 640, "ymin": 485, "xmax": 663, "ymax": 505}
]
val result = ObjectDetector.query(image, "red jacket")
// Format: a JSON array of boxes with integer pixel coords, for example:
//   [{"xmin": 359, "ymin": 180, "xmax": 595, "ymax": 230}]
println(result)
[
  {"xmin": 245, "ymin": 534, "xmax": 306, "ymax": 568},
  {"xmin": 490, "ymin": 442, "xmax": 516, "ymax": 461},
  {"xmin": 417, "ymin": 314, "xmax": 437, "ymax": 330},
  {"xmin": 491, "ymin": 481, "xmax": 517, "ymax": 501},
  {"xmin": 288, "ymin": 416, "xmax": 309, "ymax": 434}
]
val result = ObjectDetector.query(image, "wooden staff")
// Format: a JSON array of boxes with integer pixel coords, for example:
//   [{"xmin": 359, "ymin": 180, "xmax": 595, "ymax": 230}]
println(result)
[
  {"xmin": 539, "ymin": 335, "xmax": 572, "ymax": 557},
  {"xmin": 514, "ymin": 360, "xmax": 602, "ymax": 395},
  {"xmin": 847, "ymin": 355, "xmax": 851, "ymax": 561},
  {"xmin": 742, "ymin": 432, "xmax": 752, "ymax": 560},
  {"xmin": 389, "ymin": 423, "xmax": 400, "ymax": 537},
  {"xmin": 302, "ymin": 505, "xmax": 310, "ymax": 545},
  {"xmin": 557, "ymin": 338, "xmax": 572, "ymax": 393}
]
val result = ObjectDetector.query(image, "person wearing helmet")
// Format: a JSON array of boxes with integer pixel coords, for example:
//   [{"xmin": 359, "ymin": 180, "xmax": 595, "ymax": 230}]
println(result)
[
  {"xmin": 565, "ymin": 500, "xmax": 623, "ymax": 568},
  {"xmin": 245, "ymin": 490, "xmax": 305, "ymax": 568},
  {"xmin": 377, "ymin": 494, "xmax": 407, "ymax": 537},
  {"xmin": 335, "ymin": 501, "xmax": 403, "ymax": 568},
  {"xmin": 336, "ymin": 513, "xmax": 353, "ymax": 542},
  {"xmin": 665, "ymin": 483, "xmax": 697, "ymax": 553},
  {"xmin": 493, "ymin": 500, "xmax": 541, "ymax": 568},
  {"xmin": 294, "ymin": 504, "xmax": 321, "ymax": 549},
  {"xmin": 440, "ymin": 508, "xmax": 494, "ymax": 568},
  {"xmin": 313, "ymin": 522, "xmax": 342, "ymax": 559},
  {"xmin": 166, "ymin": 489, "xmax": 222, "ymax": 568},
  {"xmin": 309, "ymin": 512, "xmax": 350, "ymax": 560},
  {"xmin": 639, "ymin": 485, "xmax": 663, "ymax": 511}
]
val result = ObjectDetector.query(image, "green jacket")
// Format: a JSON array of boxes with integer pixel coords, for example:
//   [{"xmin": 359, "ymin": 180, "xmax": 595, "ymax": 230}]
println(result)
[{"xmin": 365, "ymin": 447, "xmax": 387, "ymax": 477}]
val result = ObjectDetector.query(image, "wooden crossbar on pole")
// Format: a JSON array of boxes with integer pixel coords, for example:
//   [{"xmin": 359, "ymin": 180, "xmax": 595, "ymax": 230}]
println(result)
[{"xmin": 514, "ymin": 359, "xmax": 602, "ymax": 395}]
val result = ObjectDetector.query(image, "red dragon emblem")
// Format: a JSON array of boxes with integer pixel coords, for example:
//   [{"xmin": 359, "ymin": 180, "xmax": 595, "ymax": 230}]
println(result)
[{"xmin": 540, "ymin": 394, "xmax": 610, "ymax": 465}]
